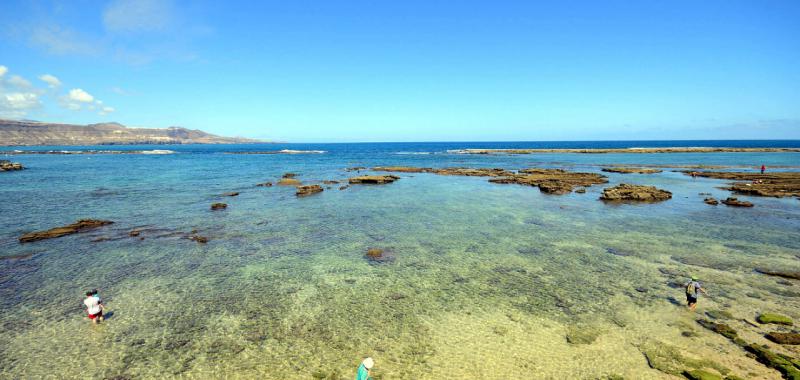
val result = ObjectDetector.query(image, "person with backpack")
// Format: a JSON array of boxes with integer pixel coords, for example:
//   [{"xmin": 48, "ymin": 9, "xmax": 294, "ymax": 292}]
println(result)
[{"xmin": 685, "ymin": 276, "xmax": 707, "ymax": 311}]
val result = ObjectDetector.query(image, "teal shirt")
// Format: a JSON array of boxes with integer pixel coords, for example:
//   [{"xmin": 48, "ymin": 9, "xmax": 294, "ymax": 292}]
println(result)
[{"xmin": 355, "ymin": 364, "xmax": 371, "ymax": 380}]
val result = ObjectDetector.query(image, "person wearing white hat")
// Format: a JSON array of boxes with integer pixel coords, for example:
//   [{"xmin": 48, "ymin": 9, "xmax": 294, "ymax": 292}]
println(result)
[{"xmin": 355, "ymin": 357, "xmax": 374, "ymax": 380}]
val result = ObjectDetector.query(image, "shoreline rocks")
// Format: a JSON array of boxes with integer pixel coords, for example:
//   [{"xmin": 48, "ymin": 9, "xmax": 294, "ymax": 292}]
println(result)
[
  {"xmin": 704, "ymin": 197, "xmax": 719, "ymax": 205},
  {"xmin": 296, "ymin": 185, "xmax": 323, "ymax": 197},
  {"xmin": 19, "ymin": 219, "xmax": 114, "ymax": 243},
  {"xmin": 721, "ymin": 197, "xmax": 753, "ymax": 207},
  {"xmin": 211, "ymin": 203, "xmax": 227, "ymax": 210},
  {"xmin": 373, "ymin": 166, "xmax": 513, "ymax": 176},
  {"xmin": 599, "ymin": 184, "xmax": 672, "ymax": 202},
  {"xmin": 0, "ymin": 160, "xmax": 24, "ymax": 172},
  {"xmin": 683, "ymin": 171, "xmax": 800, "ymax": 198},
  {"xmin": 601, "ymin": 167, "xmax": 662, "ymax": 174},
  {"xmin": 349, "ymin": 175, "xmax": 400, "ymax": 184}
]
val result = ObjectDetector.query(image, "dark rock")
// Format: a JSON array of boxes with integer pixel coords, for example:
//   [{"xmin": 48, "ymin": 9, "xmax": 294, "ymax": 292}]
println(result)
[
  {"xmin": 282, "ymin": 173, "xmax": 297, "ymax": 178},
  {"xmin": 490, "ymin": 168, "xmax": 608, "ymax": 194},
  {"xmin": 211, "ymin": 203, "xmax": 227, "ymax": 210},
  {"xmin": 743, "ymin": 343, "xmax": 800, "ymax": 379},
  {"xmin": 296, "ymin": 185, "xmax": 323, "ymax": 197},
  {"xmin": 696, "ymin": 319, "xmax": 738, "ymax": 340},
  {"xmin": 222, "ymin": 192, "xmax": 239, "ymax": 197},
  {"xmin": 349, "ymin": 175, "xmax": 400, "ymax": 184},
  {"xmin": 256, "ymin": 182, "xmax": 273, "ymax": 187},
  {"xmin": 683, "ymin": 171, "xmax": 800, "ymax": 198},
  {"xmin": 322, "ymin": 180, "xmax": 339, "ymax": 184},
  {"xmin": 575, "ymin": 187, "xmax": 587, "ymax": 193},
  {"xmin": 19, "ymin": 219, "xmax": 114, "ymax": 243},
  {"xmin": 599, "ymin": 184, "xmax": 672, "ymax": 202},
  {"xmin": 345, "ymin": 166, "xmax": 366, "ymax": 171},
  {"xmin": 704, "ymin": 197, "xmax": 719, "ymax": 205},
  {"xmin": 606, "ymin": 248, "xmax": 633, "ymax": 257},
  {"xmin": 765, "ymin": 332, "xmax": 800, "ymax": 345},
  {"xmin": 636, "ymin": 287, "xmax": 648, "ymax": 293},
  {"xmin": 128, "ymin": 230, "xmax": 141, "ymax": 237},
  {"xmin": 190, "ymin": 235, "xmax": 208, "ymax": 244},
  {"xmin": 721, "ymin": 197, "xmax": 753, "ymax": 207}
]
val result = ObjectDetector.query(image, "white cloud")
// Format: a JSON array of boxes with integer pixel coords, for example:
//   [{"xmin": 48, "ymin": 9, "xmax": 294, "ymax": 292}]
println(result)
[
  {"xmin": 39, "ymin": 74, "xmax": 62, "ymax": 88},
  {"xmin": 0, "ymin": 92, "xmax": 41, "ymax": 118},
  {"xmin": 29, "ymin": 25, "xmax": 99, "ymax": 56},
  {"xmin": 99, "ymin": 106, "xmax": 115, "ymax": 116},
  {"xmin": 103, "ymin": 0, "xmax": 173, "ymax": 33},
  {"xmin": 0, "ymin": 66, "xmax": 7, "ymax": 77},
  {"xmin": 8, "ymin": 75, "xmax": 32, "ymax": 88},
  {"xmin": 68, "ymin": 88, "xmax": 94, "ymax": 103}
]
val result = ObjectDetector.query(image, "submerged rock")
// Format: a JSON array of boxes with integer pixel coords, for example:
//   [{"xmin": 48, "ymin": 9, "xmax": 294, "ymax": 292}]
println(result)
[
  {"xmin": 765, "ymin": 332, "xmax": 800, "ymax": 345},
  {"xmin": 282, "ymin": 173, "xmax": 297, "ymax": 178},
  {"xmin": 19, "ymin": 219, "xmax": 114, "ymax": 243},
  {"xmin": 322, "ymin": 180, "xmax": 339, "ymax": 184},
  {"xmin": 599, "ymin": 184, "xmax": 672, "ymax": 202},
  {"xmin": 373, "ymin": 166, "xmax": 513, "ymax": 177},
  {"xmin": 349, "ymin": 175, "xmax": 400, "ymax": 184},
  {"xmin": 211, "ymin": 203, "xmax": 227, "ymax": 210},
  {"xmin": 365, "ymin": 247, "xmax": 395, "ymax": 263},
  {"xmin": 757, "ymin": 313, "xmax": 793, "ymax": 326},
  {"xmin": 222, "ymin": 192, "xmax": 239, "ymax": 197},
  {"xmin": 743, "ymin": 343, "xmax": 800, "ymax": 379},
  {"xmin": 256, "ymin": 182, "xmax": 273, "ymax": 187},
  {"xmin": 705, "ymin": 310, "xmax": 734, "ymax": 320},
  {"xmin": 277, "ymin": 178, "xmax": 301, "ymax": 186},
  {"xmin": 639, "ymin": 340, "xmax": 729, "ymax": 377},
  {"xmin": 0, "ymin": 160, "xmax": 24, "ymax": 172},
  {"xmin": 704, "ymin": 197, "xmax": 719, "ymax": 205},
  {"xmin": 189, "ymin": 235, "xmax": 208, "ymax": 244},
  {"xmin": 339, "ymin": 185, "xmax": 349, "ymax": 190},
  {"xmin": 721, "ymin": 197, "xmax": 753, "ymax": 207},
  {"xmin": 296, "ymin": 185, "xmax": 323, "ymax": 197},
  {"xmin": 696, "ymin": 319, "xmax": 739, "ymax": 341},
  {"xmin": 601, "ymin": 167, "xmax": 662, "ymax": 174},
  {"xmin": 565, "ymin": 325, "xmax": 602, "ymax": 345}
]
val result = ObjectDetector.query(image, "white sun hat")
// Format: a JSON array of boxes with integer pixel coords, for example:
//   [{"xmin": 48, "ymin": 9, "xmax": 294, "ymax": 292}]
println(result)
[{"xmin": 362, "ymin": 357, "xmax": 374, "ymax": 369}]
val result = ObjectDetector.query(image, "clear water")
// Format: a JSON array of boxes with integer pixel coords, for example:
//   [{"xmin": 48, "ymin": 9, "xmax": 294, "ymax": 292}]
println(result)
[{"xmin": 1, "ymin": 141, "xmax": 799, "ymax": 379}]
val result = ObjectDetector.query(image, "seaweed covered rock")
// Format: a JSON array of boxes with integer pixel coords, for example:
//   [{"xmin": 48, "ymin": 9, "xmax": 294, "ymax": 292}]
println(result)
[
  {"xmin": 743, "ymin": 343, "xmax": 800, "ymax": 379},
  {"xmin": 296, "ymin": 185, "xmax": 323, "ymax": 197},
  {"xmin": 349, "ymin": 175, "xmax": 400, "ymax": 184},
  {"xmin": 755, "ymin": 268, "xmax": 800, "ymax": 280},
  {"xmin": 601, "ymin": 167, "xmax": 662, "ymax": 174},
  {"xmin": 757, "ymin": 313, "xmax": 793, "ymax": 326},
  {"xmin": 765, "ymin": 332, "xmax": 800, "ymax": 345},
  {"xmin": 19, "ymin": 219, "xmax": 114, "ymax": 243},
  {"xmin": 705, "ymin": 310, "xmax": 734, "ymax": 320},
  {"xmin": 721, "ymin": 197, "xmax": 753, "ymax": 207},
  {"xmin": 696, "ymin": 319, "xmax": 739, "ymax": 341},
  {"xmin": 600, "ymin": 184, "xmax": 672, "ymax": 202},
  {"xmin": 683, "ymin": 369, "xmax": 723, "ymax": 380},
  {"xmin": 211, "ymin": 203, "xmax": 227, "ymax": 210},
  {"xmin": 639, "ymin": 341, "xmax": 729, "ymax": 377},
  {"xmin": 565, "ymin": 325, "xmax": 602, "ymax": 345},
  {"xmin": 0, "ymin": 160, "xmax": 24, "ymax": 172}
]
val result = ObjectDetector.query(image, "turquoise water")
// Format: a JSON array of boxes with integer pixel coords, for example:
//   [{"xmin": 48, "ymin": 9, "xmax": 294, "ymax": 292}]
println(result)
[{"xmin": 1, "ymin": 142, "xmax": 799, "ymax": 379}]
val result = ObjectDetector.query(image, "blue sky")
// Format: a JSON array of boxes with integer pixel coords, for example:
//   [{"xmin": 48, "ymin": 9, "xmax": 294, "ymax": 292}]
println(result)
[{"xmin": 1, "ymin": 0, "xmax": 798, "ymax": 142}]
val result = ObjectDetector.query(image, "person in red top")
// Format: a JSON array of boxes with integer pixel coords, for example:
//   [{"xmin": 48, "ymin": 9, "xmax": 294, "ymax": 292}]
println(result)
[{"xmin": 761, "ymin": 164, "xmax": 766, "ymax": 174}]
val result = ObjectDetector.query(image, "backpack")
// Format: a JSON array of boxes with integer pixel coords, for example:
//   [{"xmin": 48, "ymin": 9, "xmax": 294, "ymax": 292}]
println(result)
[{"xmin": 686, "ymin": 282, "xmax": 696, "ymax": 295}]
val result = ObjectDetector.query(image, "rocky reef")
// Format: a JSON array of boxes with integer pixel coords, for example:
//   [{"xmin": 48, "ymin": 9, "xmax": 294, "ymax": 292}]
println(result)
[
  {"xmin": 19, "ymin": 219, "xmax": 114, "ymax": 243},
  {"xmin": 721, "ymin": 197, "xmax": 753, "ymax": 207},
  {"xmin": 277, "ymin": 178, "xmax": 301, "ymax": 186},
  {"xmin": 599, "ymin": 184, "xmax": 672, "ymax": 202},
  {"xmin": 0, "ymin": 160, "xmax": 24, "ymax": 172},
  {"xmin": 704, "ymin": 197, "xmax": 719, "ymax": 205},
  {"xmin": 296, "ymin": 185, "xmax": 323, "ymax": 197},
  {"xmin": 489, "ymin": 168, "xmax": 608, "ymax": 194},
  {"xmin": 349, "ymin": 175, "xmax": 400, "ymax": 184},
  {"xmin": 601, "ymin": 167, "xmax": 662, "ymax": 174},
  {"xmin": 373, "ymin": 166, "xmax": 513, "ymax": 176},
  {"xmin": 210, "ymin": 203, "xmax": 227, "ymax": 211},
  {"xmin": 684, "ymin": 171, "xmax": 800, "ymax": 198}
]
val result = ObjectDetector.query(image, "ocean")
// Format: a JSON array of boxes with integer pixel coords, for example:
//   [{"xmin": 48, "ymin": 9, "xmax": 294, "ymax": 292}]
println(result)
[{"xmin": 1, "ymin": 141, "xmax": 799, "ymax": 379}]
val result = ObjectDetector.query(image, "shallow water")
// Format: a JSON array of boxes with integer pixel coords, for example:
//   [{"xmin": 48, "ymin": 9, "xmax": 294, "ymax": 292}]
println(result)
[{"xmin": 1, "ymin": 142, "xmax": 799, "ymax": 379}]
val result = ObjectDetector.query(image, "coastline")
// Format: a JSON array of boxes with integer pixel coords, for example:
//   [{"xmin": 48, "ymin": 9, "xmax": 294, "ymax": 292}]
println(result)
[{"xmin": 450, "ymin": 147, "xmax": 800, "ymax": 154}]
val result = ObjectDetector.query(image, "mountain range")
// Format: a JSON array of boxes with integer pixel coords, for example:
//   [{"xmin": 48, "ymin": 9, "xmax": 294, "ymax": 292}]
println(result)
[{"xmin": 0, "ymin": 119, "xmax": 262, "ymax": 146}]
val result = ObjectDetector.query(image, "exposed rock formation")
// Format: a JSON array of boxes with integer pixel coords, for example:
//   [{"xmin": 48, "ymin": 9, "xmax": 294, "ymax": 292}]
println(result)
[
  {"xmin": 349, "ymin": 175, "xmax": 400, "ymax": 184},
  {"xmin": 277, "ymin": 178, "xmax": 301, "ymax": 186},
  {"xmin": 599, "ymin": 184, "xmax": 672, "ymax": 202},
  {"xmin": 766, "ymin": 332, "xmax": 800, "ymax": 345},
  {"xmin": 721, "ymin": 197, "xmax": 753, "ymax": 207},
  {"xmin": 0, "ymin": 160, "xmax": 24, "ymax": 171},
  {"xmin": 282, "ymin": 173, "xmax": 297, "ymax": 178},
  {"xmin": 222, "ymin": 192, "xmax": 239, "ymax": 197},
  {"xmin": 211, "ymin": 203, "xmax": 227, "ymax": 210},
  {"xmin": 0, "ymin": 118, "xmax": 260, "ymax": 146},
  {"xmin": 601, "ymin": 167, "xmax": 662, "ymax": 174},
  {"xmin": 296, "ymin": 185, "xmax": 323, "ymax": 197},
  {"xmin": 704, "ymin": 197, "xmax": 719, "ymax": 205},
  {"xmin": 19, "ymin": 219, "xmax": 114, "ymax": 243},
  {"xmin": 489, "ymin": 169, "xmax": 608, "ymax": 194},
  {"xmin": 373, "ymin": 166, "xmax": 513, "ymax": 177},
  {"xmin": 683, "ymin": 171, "xmax": 800, "ymax": 198}
]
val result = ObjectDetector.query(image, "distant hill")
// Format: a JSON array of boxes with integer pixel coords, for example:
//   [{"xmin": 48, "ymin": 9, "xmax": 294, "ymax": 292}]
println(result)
[{"xmin": 0, "ymin": 119, "xmax": 263, "ymax": 146}]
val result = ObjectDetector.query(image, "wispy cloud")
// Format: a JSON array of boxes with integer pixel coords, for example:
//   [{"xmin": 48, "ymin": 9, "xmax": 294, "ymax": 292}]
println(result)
[
  {"xmin": 103, "ymin": 0, "xmax": 174, "ymax": 33},
  {"xmin": 39, "ymin": 74, "xmax": 62, "ymax": 88},
  {"xmin": 29, "ymin": 25, "xmax": 100, "ymax": 56}
]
